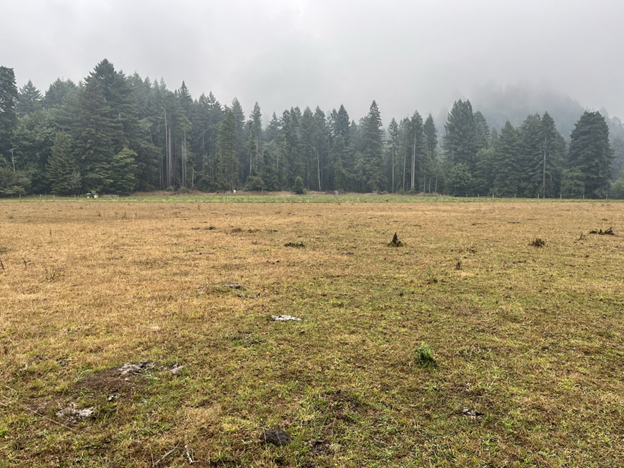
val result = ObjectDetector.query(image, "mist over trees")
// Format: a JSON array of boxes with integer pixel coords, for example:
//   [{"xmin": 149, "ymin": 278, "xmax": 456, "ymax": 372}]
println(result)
[{"xmin": 1, "ymin": 60, "xmax": 623, "ymax": 198}]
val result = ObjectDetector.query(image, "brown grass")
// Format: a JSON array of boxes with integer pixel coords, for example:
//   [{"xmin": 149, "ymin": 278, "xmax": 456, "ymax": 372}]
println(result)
[{"xmin": 1, "ymin": 201, "xmax": 623, "ymax": 467}]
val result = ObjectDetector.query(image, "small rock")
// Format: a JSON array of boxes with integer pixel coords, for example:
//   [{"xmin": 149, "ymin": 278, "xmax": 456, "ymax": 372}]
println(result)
[
  {"xmin": 271, "ymin": 315, "xmax": 302, "ymax": 322},
  {"xmin": 223, "ymin": 283, "xmax": 243, "ymax": 289},
  {"xmin": 107, "ymin": 395, "xmax": 119, "ymax": 402},
  {"xmin": 262, "ymin": 429, "xmax": 291, "ymax": 446}
]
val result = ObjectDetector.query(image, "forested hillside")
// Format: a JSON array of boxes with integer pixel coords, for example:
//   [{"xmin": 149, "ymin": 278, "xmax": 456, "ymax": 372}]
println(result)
[{"xmin": 1, "ymin": 60, "xmax": 624, "ymax": 198}]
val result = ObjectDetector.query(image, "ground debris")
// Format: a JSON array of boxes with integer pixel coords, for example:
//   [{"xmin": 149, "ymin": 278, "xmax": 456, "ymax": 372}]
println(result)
[
  {"xmin": 223, "ymin": 283, "xmax": 244, "ymax": 289},
  {"xmin": 170, "ymin": 364, "xmax": 185, "ymax": 375},
  {"xmin": 589, "ymin": 227, "xmax": 615, "ymax": 235},
  {"xmin": 284, "ymin": 241, "xmax": 305, "ymax": 248},
  {"xmin": 56, "ymin": 403, "xmax": 94, "ymax": 421},
  {"xmin": 118, "ymin": 361, "xmax": 155, "ymax": 376},
  {"xmin": 462, "ymin": 407, "xmax": 484, "ymax": 421},
  {"xmin": 529, "ymin": 238, "xmax": 546, "ymax": 248},
  {"xmin": 387, "ymin": 232, "xmax": 404, "ymax": 247},
  {"xmin": 271, "ymin": 315, "xmax": 302, "ymax": 321},
  {"xmin": 262, "ymin": 429, "xmax": 291, "ymax": 446}
]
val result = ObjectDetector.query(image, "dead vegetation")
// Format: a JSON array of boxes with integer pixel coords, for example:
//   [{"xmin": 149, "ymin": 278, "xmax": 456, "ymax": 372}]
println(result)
[{"xmin": 589, "ymin": 226, "xmax": 615, "ymax": 235}]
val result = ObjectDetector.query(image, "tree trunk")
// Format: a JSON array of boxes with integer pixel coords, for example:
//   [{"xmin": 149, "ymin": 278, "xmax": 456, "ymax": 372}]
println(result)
[
  {"xmin": 391, "ymin": 146, "xmax": 395, "ymax": 193},
  {"xmin": 316, "ymin": 148, "xmax": 321, "ymax": 191},
  {"xmin": 181, "ymin": 131, "xmax": 187, "ymax": 188},
  {"xmin": 542, "ymin": 135, "xmax": 547, "ymax": 199},
  {"xmin": 402, "ymin": 147, "xmax": 407, "ymax": 191},
  {"xmin": 411, "ymin": 135, "xmax": 416, "ymax": 191}
]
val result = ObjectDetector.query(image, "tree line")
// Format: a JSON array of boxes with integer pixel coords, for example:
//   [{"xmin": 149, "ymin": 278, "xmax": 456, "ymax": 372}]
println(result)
[{"xmin": 1, "ymin": 60, "xmax": 623, "ymax": 198}]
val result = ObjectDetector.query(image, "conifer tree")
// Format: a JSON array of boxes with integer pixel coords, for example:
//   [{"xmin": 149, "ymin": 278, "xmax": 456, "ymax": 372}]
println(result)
[
  {"xmin": 362, "ymin": 101, "xmax": 385, "ymax": 191},
  {"xmin": 110, "ymin": 147, "xmax": 137, "ymax": 195},
  {"xmin": 42, "ymin": 78, "xmax": 77, "ymax": 109},
  {"xmin": 388, "ymin": 118, "xmax": 399, "ymax": 192},
  {"xmin": 17, "ymin": 80, "xmax": 42, "ymax": 116},
  {"xmin": 492, "ymin": 121, "xmax": 522, "ymax": 197},
  {"xmin": 75, "ymin": 76, "xmax": 117, "ymax": 191},
  {"xmin": 217, "ymin": 109, "xmax": 238, "ymax": 191},
  {"xmin": 568, "ymin": 111, "xmax": 613, "ymax": 198},
  {"xmin": 0, "ymin": 66, "xmax": 18, "ymax": 163},
  {"xmin": 48, "ymin": 132, "xmax": 80, "ymax": 195},
  {"xmin": 443, "ymin": 100, "xmax": 478, "ymax": 172}
]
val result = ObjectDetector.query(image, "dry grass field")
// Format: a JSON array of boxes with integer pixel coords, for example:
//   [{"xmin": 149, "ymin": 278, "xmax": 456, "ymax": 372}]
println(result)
[{"xmin": 1, "ymin": 200, "xmax": 623, "ymax": 467}]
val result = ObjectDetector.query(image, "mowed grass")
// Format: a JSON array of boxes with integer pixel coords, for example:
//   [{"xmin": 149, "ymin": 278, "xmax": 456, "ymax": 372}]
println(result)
[{"xmin": 1, "ymin": 201, "xmax": 623, "ymax": 467}]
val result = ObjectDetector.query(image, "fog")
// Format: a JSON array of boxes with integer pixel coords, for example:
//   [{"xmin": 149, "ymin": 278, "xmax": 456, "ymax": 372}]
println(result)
[{"xmin": 2, "ymin": 0, "xmax": 623, "ymax": 124}]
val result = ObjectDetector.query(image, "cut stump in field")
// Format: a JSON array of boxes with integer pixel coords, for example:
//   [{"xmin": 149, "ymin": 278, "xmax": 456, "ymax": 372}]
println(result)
[{"xmin": 388, "ymin": 233, "xmax": 404, "ymax": 247}]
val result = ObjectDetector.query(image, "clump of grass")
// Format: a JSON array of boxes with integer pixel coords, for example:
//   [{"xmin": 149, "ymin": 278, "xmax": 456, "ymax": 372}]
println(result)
[
  {"xmin": 529, "ymin": 238, "xmax": 546, "ymax": 247},
  {"xmin": 416, "ymin": 343, "xmax": 436, "ymax": 367},
  {"xmin": 284, "ymin": 241, "xmax": 305, "ymax": 248}
]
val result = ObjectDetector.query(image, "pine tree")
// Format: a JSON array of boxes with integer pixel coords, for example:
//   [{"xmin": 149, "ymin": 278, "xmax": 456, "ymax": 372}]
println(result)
[
  {"xmin": 110, "ymin": 147, "xmax": 137, "ymax": 195},
  {"xmin": 230, "ymin": 98, "xmax": 247, "ymax": 182},
  {"xmin": 492, "ymin": 121, "xmax": 522, "ymax": 197},
  {"xmin": 0, "ymin": 67, "xmax": 18, "ymax": 163},
  {"xmin": 42, "ymin": 78, "xmax": 77, "ymax": 109},
  {"xmin": 48, "ymin": 132, "xmax": 80, "ymax": 195},
  {"xmin": 362, "ymin": 101, "xmax": 385, "ymax": 191},
  {"xmin": 474, "ymin": 111, "xmax": 490, "ymax": 150},
  {"xmin": 301, "ymin": 107, "xmax": 318, "ymax": 189},
  {"xmin": 423, "ymin": 114, "xmax": 438, "ymax": 160},
  {"xmin": 90, "ymin": 59, "xmax": 136, "ymax": 151},
  {"xmin": 17, "ymin": 80, "xmax": 42, "ymax": 116},
  {"xmin": 443, "ymin": 100, "xmax": 478, "ymax": 172},
  {"xmin": 217, "ymin": 110, "xmax": 238, "ymax": 191},
  {"xmin": 568, "ymin": 111, "xmax": 613, "ymax": 198},
  {"xmin": 75, "ymin": 76, "xmax": 117, "ymax": 191},
  {"xmin": 409, "ymin": 111, "xmax": 427, "ymax": 192},
  {"xmin": 12, "ymin": 109, "xmax": 55, "ymax": 193},
  {"xmin": 537, "ymin": 112, "xmax": 565, "ymax": 198},
  {"xmin": 388, "ymin": 118, "xmax": 399, "ymax": 192}
]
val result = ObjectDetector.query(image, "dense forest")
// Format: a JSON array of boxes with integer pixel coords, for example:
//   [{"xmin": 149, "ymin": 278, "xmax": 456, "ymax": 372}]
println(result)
[{"xmin": 1, "ymin": 60, "xmax": 624, "ymax": 198}]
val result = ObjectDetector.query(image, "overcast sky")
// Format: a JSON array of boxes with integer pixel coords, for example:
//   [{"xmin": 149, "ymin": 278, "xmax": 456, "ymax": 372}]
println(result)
[{"xmin": 2, "ymin": 0, "xmax": 623, "ymax": 122}]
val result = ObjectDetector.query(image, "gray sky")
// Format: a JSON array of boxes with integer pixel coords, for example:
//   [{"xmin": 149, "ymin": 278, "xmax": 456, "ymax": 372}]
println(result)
[{"xmin": 2, "ymin": 0, "xmax": 623, "ymax": 123}]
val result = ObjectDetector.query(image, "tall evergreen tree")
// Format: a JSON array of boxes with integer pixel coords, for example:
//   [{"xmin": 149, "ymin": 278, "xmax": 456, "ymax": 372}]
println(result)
[
  {"xmin": 74, "ymin": 76, "xmax": 117, "ymax": 191},
  {"xmin": 12, "ymin": 109, "xmax": 55, "ymax": 193},
  {"xmin": 443, "ymin": 100, "xmax": 478, "ymax": 172},
  {"xmin": 48, "ymin": 132, "xmax": 80, "ymax": 195},
  {"xmin": 17, "ymin": 80, "xmax": 42, "ymax": 116},
  {"xmin": 217, "ymin": 109, "xmax": 238, "ymax": 191},
  {"xmin": 42, "ymin": 78, "xmax": 77, "ymax": 109},
  {"xmin": 110, "ymin": 147, "xmax": 138, "ymax": 195},
  {"xmin": 362, "ymin": 101, "xmax": 385, "ymax": 191},
  {"xmin": 492, "ymin": 121, "xmax": 522, "ymax": 197},
  {"xmin": 0, "ymin": 66, "xmax": 18, "ymax": 165},
  {"xmin": 474, "ymin": 111, "xmax": 490, "ymax": 150},
  {"xmin": 388, "ymin": 118, "xmax": 399, "ymax": 192},
  {"xmin": 568, "ymin": 111, "xmax": 613, "ymax": 198}
]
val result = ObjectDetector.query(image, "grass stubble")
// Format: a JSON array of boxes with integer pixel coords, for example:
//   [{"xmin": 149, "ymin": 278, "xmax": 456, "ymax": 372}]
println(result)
[{"xmin": 0, "ymin": 200, "xmax": 623, "ymax": 467}]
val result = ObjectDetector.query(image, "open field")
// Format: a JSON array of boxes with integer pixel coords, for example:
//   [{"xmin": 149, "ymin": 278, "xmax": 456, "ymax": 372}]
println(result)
[{"xmin": 1, "ymin": 201, "xmax": 623, "ymax": 467}]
